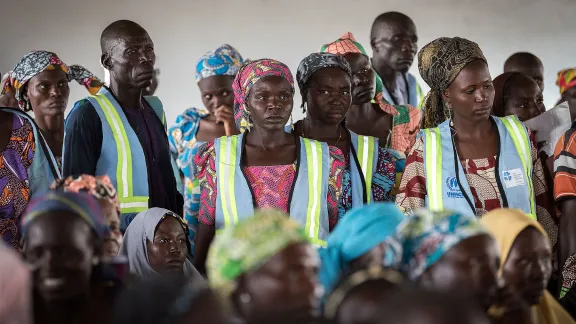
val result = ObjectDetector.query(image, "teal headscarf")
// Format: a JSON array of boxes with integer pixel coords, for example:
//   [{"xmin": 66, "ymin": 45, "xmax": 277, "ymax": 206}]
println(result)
[
  {"xmin": 399, "ymin": 209, "xmax": 489, "ymax": 281},
  {"xmin": 319, "ymin": 203, "xmax": 405, "ymax": 295}
]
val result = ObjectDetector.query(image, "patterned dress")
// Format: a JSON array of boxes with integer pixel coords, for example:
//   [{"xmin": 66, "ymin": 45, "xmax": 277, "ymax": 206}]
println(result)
[
  {"xmin": 0, "ymin": 114, "xmax": 34, "ymax": 250},
  {"xmin": 195, "ymin": 142, "xmax": 345, "ymax": 231},
  {"xmin": 339, "ymin": 147, "xmax": 399, "ymax": 216},
  {"xmin": 168, "ymin": 107, "xmax": 209, "ymax": 254}
]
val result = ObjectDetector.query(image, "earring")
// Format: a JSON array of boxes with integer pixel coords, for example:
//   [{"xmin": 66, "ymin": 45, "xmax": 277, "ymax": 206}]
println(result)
[
  {"xmin": 446, "ymin": 101, "xmax": 454, "ymax": 127},
  {"xmin": 239, "ymin": 293, "xmax": 251, "ymax": 304}
]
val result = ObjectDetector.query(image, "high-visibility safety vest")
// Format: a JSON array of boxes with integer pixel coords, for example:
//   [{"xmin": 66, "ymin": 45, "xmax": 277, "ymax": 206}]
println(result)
[
  {"xmin": 83, "ymin": 88, "xmax": 167, "ymax": 221},
  {"xmin": 421, "ymin": 115, "xmax": 536, "ymax": 219},
  {"xmin": 213, "ymin": 133, "xmax": 330, "ymax": 247},
  {"xmin": 349, "ymin": 131, "xmax": 379, "ymax": 206}
]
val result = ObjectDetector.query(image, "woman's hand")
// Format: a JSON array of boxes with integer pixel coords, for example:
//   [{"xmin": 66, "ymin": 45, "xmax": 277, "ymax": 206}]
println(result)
[{"xmin": 214, "ymin": 105, "xmax": 238, "ymax": 136}]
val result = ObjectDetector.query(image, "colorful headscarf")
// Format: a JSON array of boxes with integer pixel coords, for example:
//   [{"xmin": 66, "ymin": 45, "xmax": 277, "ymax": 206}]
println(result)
[
  {"xmin": 492, "ymin": 72, "xmax": 522, "ymax": 118},
  {"xmin": 418, "ymin": 37, "xmax": 486, "ymax": 129},
  {"xmin": 399, "ymin": 209, "xmax": 490, "ymax": 280},
  {"xmin": 207, "ymin": 209, "xmax": 309, "ymax": 299},
  {"xmin": 232, "ymin": 59, "xmax": 294, "ymax": 132},
  {"xmin": 319, "ymin": 203, "xmax": 405, "ymax": 295},
  {"xmin": 1, "ymin": 51, "xmax": 103, "ymax": 111},
  {"xmin": 195, "ymin": 44, "xmax": 244, "ymax": 82},
  {"xmin": 21, "ymin": 191, "xmax": 107, "ymax": 239},
  {"xmin": 556, "ymin": 68, "xmax": 576, "ymax": 95},
  {"xmin": 119, "ymin": 208, "xmax": 202, "ymax": 279},
  {"xmin": 296, "ymin": 52, "xmax": 352, "ymax": 103},
  {"xmin": 51, "ymin": 175, "xmax": 120, "ymax": 215}
]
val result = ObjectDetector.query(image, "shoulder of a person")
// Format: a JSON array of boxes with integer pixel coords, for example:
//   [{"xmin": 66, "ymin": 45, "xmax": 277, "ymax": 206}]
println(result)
[{"xmin": 68, "ymin": 99, "xmax": 98, "ymax": 122}]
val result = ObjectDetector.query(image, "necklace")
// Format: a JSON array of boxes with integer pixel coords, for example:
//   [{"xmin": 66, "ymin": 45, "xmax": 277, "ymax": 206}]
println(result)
[{"xmin": 301, "ymin": 118, "xmax": 342, "ymax": 147}]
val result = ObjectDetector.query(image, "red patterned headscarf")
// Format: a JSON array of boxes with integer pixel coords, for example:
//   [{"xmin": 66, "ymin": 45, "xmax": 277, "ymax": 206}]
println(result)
[
  {"xmin": 557, "ymin": 68, "xmax": 576, "ymax": 95},
  {"xmin": 232, "ymin": 59, "xmax": 294, "ymax": 132},
  {"xmin": 51, "ymin": 174, "xmax": 120, "ymax": 216},
  {"xmin": 1, "ymin": 51, "xmax": 103, "ymax": 111}
]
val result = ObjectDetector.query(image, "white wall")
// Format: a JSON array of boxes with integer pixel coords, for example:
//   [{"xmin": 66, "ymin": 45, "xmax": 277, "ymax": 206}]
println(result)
[{"xmin": 1, "ymin": 0, "xmax": 575, "ymax": 124}]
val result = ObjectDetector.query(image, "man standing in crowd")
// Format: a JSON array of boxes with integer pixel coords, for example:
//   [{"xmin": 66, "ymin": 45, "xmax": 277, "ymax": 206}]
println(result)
[
  {"xmin": 63, "ymin": 20, "xmax": 182, "ymax": 229},
  {"xmin": 504, "ymin": 52, "xmax": 545, "ymax": 91},
  {"xmin": 370, "ymin": 12, "xmax": 423, "ymax": 108}
]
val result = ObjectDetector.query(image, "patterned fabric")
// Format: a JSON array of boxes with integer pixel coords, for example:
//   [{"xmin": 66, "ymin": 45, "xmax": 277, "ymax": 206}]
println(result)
[
  {"xmin": 553, "ymin": 126, "xmax": 576, "ymax": 296},
  {"xmin": 0, "ymin": 114, "xmax": 34, "ymax": 250},
  {"xmin": 480, "ymin": 209, "xmax": 573, "ymax": 324},
  {"xmin": 168, "ymin": 107, "xmax": 209, "ymax": 251},
  {"xmin": 319, "ymin": 33, "xmax": 421, "ymax": 154},
  {"xmin": 296, "ymin": 52, "xmax": 352, "ymax": 100},
  {"xmin": 206, "ymin": 209, "xmax": 309, "ymax": 300},
  {"xmin": 399, "ymin": 209, "xmax": 489, "ymax": 280},
  {"xmin": 195, "ymin": 142, "xmax": 345, "ymax": 230},
  {"xmin": 50, "ymin": 174, "xmax": 120, "ymax": 215},
  {"xmin": 339, "ymin": 148, "xmax": 398, "ymax": 215},
  {"xmin": 556, "ymin": 68, "xmax": 576, "ymax": 95},
  {"xmin": 119, "ymin": 208, "xmax": 202, "ymax": 279},
  {"xmin": 417, "ymin": 37, "xmax": 486, "ymax": 129},
  {"xmin": 319, "ymin": 203, "xmax": 405, "ymax": 295},
  {"xmin": 195, "ymin": 44, "xmax": 244, "ymax": 82},
  {"xmin": 492, "ymin": 72, "xmax": 522, "ymax": 118},
  {"xmin": 397, "ymin": 134, "xmax": 558, "ymax": 262},
  {"xmin": 244, "ymin": 165, "xmax": 296, "ymax": 212},
  {"xmin": 21, "ymin": 191, "xmax": 107, "ymax": 239},
  {"xmin": 232, "ymin": 59, "xmax": 294, "ymax": 133},
  {"xmin": 1, "ymin": 51, "xmax": 103, "ymax": 111}
]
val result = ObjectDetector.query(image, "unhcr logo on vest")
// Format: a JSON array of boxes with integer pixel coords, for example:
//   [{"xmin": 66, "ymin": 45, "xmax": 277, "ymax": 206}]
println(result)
[{"xmin": 446, "ymin": 177, "xmax": 464, "ymax": 198}]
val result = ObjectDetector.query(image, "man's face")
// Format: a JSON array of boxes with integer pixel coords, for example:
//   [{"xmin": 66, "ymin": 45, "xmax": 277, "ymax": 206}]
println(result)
[
  {"xmin": 104, "ymin": 32, "xmax": 156, "ymax": 90},
  {"xmin": 371, "ymin": 18, "xmax": 418, "ymax": 73}
]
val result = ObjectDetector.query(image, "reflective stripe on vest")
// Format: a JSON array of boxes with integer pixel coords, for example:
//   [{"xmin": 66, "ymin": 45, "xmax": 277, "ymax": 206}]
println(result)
[
  {"xmin": 424, "ymin": 127, "xmax": 443, "ymax": 211},
  {"xmin": 91, "ymin": 93, "xmax": 149, "ymax": 213},
  {"xmin": 357, "ymin": 135, "xmax": 376, "ymax": 203},
  {"xmin": 423, "ymin": 116, "xmax": 536, "ymax": 219},
  {"xmin": 218, "ymin": 135, "xmax": 239, "ymax": 226},
  {"xmin": 302, "ymin": 138, "xmax": 324, "ymax": 245},
  {"xmin": 500, "ymin": 117, "xmax": 536, "ymax": 219}
]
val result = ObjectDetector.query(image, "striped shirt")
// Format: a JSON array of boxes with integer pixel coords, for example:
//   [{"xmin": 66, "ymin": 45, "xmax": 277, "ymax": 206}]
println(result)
[{"xmin": 554, "ymin": 124, "xmax": 576, "ymax": 201}]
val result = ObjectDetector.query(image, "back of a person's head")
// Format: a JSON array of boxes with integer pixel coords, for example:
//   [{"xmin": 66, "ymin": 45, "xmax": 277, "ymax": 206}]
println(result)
[
  {"xmin": 112, "ymin": 274, "xmax": 218, "ymax": 324},
  {"xmin": 377, "ymin": 289, "xmax": 490, "ymax": 324}
]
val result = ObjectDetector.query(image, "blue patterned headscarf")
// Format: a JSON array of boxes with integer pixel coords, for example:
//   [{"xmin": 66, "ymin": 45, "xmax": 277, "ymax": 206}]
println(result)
[
  {"xmin": 195, "ymin": 44, "xmax": 244, "ymax": 82},
  {"xmin": 319, "ymin": 203, "xmax": 405, "ymax": 295},
  {"xmin": 21, "ymin": 191, "xmax": 107, "ymax": 238},
  {"xmin": 399, "ymin": 209, "xmax": 490, "ymax": 281}
]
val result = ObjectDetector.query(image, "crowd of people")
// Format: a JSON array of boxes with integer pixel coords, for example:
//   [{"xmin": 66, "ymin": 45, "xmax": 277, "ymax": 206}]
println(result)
[{"xmin": 1, "ymin": 10, "xmax": 576, "ymax": 324}]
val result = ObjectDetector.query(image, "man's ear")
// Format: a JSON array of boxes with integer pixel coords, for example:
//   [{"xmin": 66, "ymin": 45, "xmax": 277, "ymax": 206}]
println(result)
[{"xmin": 101, "ymin": 53, "xmax": 112, "ymax": 70}]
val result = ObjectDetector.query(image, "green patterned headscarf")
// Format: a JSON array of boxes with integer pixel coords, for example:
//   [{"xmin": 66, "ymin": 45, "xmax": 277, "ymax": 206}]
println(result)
[{"xmin": 207, "ymin": 209, "xmax": 309, "ymax": 299}]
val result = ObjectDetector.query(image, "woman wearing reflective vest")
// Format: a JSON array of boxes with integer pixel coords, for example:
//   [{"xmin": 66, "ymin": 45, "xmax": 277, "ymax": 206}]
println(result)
[
  {"xmin": 290, "ymin": 53, "xmax": 402, "ymax": 214},
  {"xmin": 395, "ymin": 37, "xmax": 554, "ymax": 235},
  {"xmin": 193, "ymin": 59, "xmax": 345, "ymax": 274}
]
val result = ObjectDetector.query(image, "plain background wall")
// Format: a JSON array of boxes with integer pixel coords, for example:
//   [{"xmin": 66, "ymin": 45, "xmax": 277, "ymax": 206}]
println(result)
[{"xmin": 1, "ymin": 0, "xmax": 575, "ymax": 124}]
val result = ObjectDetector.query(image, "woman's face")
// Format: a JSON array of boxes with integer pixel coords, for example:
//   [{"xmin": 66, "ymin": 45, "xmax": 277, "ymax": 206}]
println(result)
[
  {"xmin": 445, "ymin": 59, "xmax": 494, "ymax": 124},
  {"xmin": 146, "ymin": 216, "xmax": 188, "ymax": 274},
  {"xmin": 236, "ymin": 242, "xmax": 321, "ymax": 323},
  {"xmin": 349, "ymin": 242, "xmax": 389, "ymax": 272},
  {"xmin": 26, "ymin": 70, "xmax": 69, "ymax": 115},
  {"xmin": 504, "ymin": 74, "xmax": 545, "ymax": 122},
  {"xmin": 305, "ymin": 67, "xmax": 352, "ymax": 125},
  {"xmin": 24, "ymin": 211, "xmax": 97, "ymax": 301},
  {"xmin": 99, "ymin": 199, "xmax": 122, "ymax": 257},
  {"xmin": 247, "ymin": 76, "xmax": 293, "ymax": 132},
  {"xmin": 562, "ymin": 86, "xmax": 576, "ymax": 115},
  {"xmin": 419, "ymin": 234, "xmax": 500, "ymax": 312},
  {"xmin": 198, "ymin": 75, "xmax": 235, "ymax": 113},
  {"xmin": 501, "ymin": 227, "xmax": 552, "ymax": 306},
  {"xmin": 343, "ymin": 53, "xmax": 376, "ymax": 105}
]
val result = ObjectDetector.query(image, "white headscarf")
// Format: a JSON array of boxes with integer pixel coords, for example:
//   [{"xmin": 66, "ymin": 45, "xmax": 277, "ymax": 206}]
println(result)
[{"xmin": 119, "ymin": 208, "xmax": 202, "ymax": 280}]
